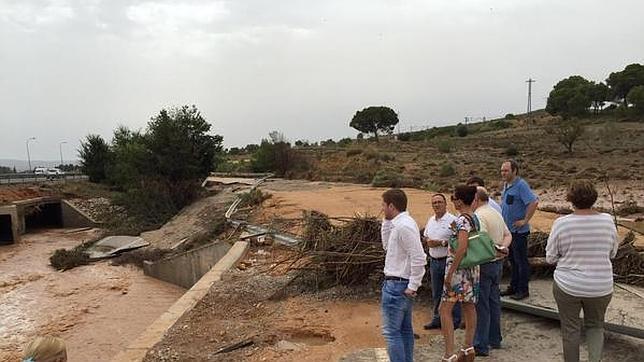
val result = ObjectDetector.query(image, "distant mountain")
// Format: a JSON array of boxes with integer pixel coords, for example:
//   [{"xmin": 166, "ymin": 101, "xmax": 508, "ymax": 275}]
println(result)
[{"xmin": 0, "ymin": 159, "xmax": 79, "ymax": 172}]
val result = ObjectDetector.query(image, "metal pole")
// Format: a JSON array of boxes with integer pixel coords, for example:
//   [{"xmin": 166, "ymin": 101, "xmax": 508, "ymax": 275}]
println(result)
[
  {"xmin": 59, "ymin": 141, "xmax": 67, "ymax": 167},
  {"xmin": 26, "ymin": 137, "xmax": 35, "ymax": 172},
  {"xmin": 526, "ymin": 78, "xmax": 536, "ymax": 114}
]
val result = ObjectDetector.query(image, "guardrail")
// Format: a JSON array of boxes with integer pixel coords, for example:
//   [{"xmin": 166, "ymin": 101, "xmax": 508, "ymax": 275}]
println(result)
[{"xmin": 0, "ymin": 172, "xmax": 88, "ymax": 185}]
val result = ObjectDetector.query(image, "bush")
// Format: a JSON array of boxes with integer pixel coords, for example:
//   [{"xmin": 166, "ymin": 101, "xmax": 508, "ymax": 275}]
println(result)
[
  {"xmin": 363, "ymin": 148, "xmax": 380, "ymax": 160},
  {"xmin": 505, "ymin": 144, "xmax": 519, "ymax": 156},
  {"xmin": 337, "ymin": 138, "xmax": 353, "ymax": 147},
  {"xmin": 251, "ymin": 131, "xmax": 295, "ymax": 176},
  {"xmin": 437, "ymin": 139, "xmax": 453, "ymax": 153},
  {"xmin": 455, "ymin": 123, "xmax": 468, "ymax": 137},
  {"xmin": 238, "ymin": 189, "xmax": 272, "ymax": 208},
  {"xmin": 371, "ymin": 169, "xmax": 404, "ymax": 187},
  {"xmin": 505, "ymin": 113, "xmax": 516, "ymax": 120},
  {"xmin": 439, "ymin": 163, "xmax": 456, "ymax": 177},
  {"xmin": 397, "ymin": 133, "xmax": 411, "ymax": 141},
  {"xmin": 346, "ymin": 148, "xmax": 363, "ymax": 157}
]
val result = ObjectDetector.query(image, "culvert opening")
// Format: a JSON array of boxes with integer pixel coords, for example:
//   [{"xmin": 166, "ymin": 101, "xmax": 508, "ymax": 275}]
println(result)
[
  {"xmin": 0, "ymin": 214, "xmax": 14, "ymax": 244},
  {"xmin": 25, "ymin": 203, "xmax": 63, "ymax": 231}
]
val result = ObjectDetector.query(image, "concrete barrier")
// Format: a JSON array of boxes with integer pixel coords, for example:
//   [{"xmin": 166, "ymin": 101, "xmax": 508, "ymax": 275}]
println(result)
[
  {"xmin": 111, "ymin": 240, "xmax": 249, "ymax": 362},
  {"xmin": 143, "ymin": 241, "xmax": 232, "ymax": 289}
]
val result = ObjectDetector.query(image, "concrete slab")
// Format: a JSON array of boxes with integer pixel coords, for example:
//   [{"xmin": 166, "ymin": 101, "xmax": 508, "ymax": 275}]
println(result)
[{"xmin": 86, "ymin": 236, "xmax": 149, "ymax": 259}]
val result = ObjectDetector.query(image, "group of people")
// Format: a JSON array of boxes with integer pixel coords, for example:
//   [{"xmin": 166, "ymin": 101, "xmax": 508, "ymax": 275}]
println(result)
[{"xmin": 379, "ymin": 160, "xmax": 619, "ymax": 362}]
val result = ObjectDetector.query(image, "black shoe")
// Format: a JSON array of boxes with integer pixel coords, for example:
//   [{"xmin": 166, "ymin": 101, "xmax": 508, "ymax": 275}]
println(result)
[
  {"xmin": 500, "ymin": 287, "xmax": 514, "ymax": 297},
  {"xmin": 423, "ymin": 322, "xmax": 441, "ymax": 330},
  {"xmin": 510, "ymin": 292, "xmax": 530, "ymax": 300}
]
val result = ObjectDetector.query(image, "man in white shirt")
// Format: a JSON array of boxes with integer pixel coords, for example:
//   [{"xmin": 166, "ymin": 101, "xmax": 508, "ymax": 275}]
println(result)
[
  {"xmin": 472, "ymin": 187, "xmax": 512, "ymax": 357},
  {"xmin": 421, "ymin": 193, "xmax": 461, "ymax": 330},
  {"xmin": 380, "ymin": 189, "xmax": 427, "ymax": 362}
]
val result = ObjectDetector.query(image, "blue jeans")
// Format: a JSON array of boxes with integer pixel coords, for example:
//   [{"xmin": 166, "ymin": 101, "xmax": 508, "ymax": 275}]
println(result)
[
  {"xmin": 509, "ymin": 232, "xmax": 530, "ymax": 294},
  {"xmin": 381, "ymin": 280, "xmax": 414, "ymax": 362},
  {"xmin": 430, "ymin": 257, "xmax": 461, "ymax": 327},
  {"xmin": 474, "ymin": 260, "xmax": 503, "ymax": 353}
]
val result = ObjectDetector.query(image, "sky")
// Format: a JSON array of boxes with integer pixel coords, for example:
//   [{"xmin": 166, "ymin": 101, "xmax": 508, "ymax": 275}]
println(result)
[{"xmin": 1, "ymin": 0, "xmax": 643, "ymax": 162}]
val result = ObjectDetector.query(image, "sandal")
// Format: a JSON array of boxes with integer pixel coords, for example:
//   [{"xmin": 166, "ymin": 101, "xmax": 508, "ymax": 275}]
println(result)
[
  {"xmin": 441, "ymin": 354, "xmax": 458, "ymax": 362},
  {"xmin": 460, "ymin": 346, "xmax": 475, "ymax": 362}
]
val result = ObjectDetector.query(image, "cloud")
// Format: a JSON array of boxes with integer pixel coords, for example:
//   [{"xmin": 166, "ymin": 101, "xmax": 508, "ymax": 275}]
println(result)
[
  {"xmin": 126, "ymin": 1, "xmax": 229, "ymax": 33},
  {"xmin": 0, "ymin": 0, "xmax": 75, "ymax": 31}
]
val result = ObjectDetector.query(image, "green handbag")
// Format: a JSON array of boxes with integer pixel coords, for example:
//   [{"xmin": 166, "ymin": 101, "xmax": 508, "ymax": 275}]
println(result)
[{"xmin": 448, "ymin": 214, "xmax": 497, "ymax": 269}]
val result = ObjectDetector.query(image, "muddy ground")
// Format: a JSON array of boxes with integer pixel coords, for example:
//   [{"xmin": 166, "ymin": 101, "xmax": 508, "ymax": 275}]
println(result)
[
  {"xmin": 148, "ymin": 179, "xmax": 644, "ymax": 361},
  {"xmin": 0, "ymin": 229, "xmax": 184, "ymax": 361},
  {"xmin": 147, "ymin": 246, "xmax": 644, "ymax": 362}
]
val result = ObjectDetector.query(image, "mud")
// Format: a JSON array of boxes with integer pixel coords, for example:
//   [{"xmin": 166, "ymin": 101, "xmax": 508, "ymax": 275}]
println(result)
[{"xmin": 0, "ymin": 229, "xmax": 184, "ymax": 361}]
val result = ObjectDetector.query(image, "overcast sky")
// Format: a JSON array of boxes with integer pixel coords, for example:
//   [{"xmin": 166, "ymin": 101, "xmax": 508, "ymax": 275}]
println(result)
[{"xmin": 1, "ymin": 0, "xmax": 643, "ymax": 161}]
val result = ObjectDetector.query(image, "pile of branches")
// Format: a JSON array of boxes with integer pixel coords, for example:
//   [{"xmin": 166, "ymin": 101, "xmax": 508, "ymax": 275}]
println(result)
[
  {"xmin": 291, "ymin": 210, "xmax": 384, "ymax": 287},
  {"xmin": 613, "ymin": 232, "xmax": 644, "ymax": 286},
  {"xmin": 527, "ymin": 231, "xmax": 644, "ymax": 286}
]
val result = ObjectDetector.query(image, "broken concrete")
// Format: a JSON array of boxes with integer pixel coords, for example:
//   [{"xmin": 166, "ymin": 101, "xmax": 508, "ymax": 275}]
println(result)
[{"xmin": 85, "ymin": 236, "xmax": 149, "ymax": 260}]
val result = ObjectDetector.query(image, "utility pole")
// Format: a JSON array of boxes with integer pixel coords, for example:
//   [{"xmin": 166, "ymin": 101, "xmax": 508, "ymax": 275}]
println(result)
[
  {"xmin": 526, "ymin": 78, "xmax": 536, "ymax": 114},
  {"xmin": 59, "ymin": 141, "xmax": 67, "ymax": 168},
  {"xmin": 26, "ymin": 137, "xmax": 36, "ymax": 172}
]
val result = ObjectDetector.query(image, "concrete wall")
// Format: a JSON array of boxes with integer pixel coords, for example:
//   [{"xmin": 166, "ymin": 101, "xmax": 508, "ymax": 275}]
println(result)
[
  {"xmin": 0, "ymin": 205, "xmax": 20, "ymax": 244},
  {"xmin": 61, "ymin": 200, "xmax": 99, "ymax": 228},
  {"xmin": 143, "ymin": 241, "xmax": 232, "ymax": 288}
]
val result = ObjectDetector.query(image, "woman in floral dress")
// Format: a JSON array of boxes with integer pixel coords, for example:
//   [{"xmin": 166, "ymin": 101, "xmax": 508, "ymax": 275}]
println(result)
[{"xmin": 440, "ymin": 185, "xmax": 480, "ymax": 362}]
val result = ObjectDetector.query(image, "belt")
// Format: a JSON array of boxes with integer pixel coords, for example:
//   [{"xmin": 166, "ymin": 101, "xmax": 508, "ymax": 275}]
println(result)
[
  {"xmin": 481, "ymin": 259, "xmax": 502, "ymax": 266},
  {"xmin": 384, "ymin": 276, "xmax": 409, "ymax": 282}
]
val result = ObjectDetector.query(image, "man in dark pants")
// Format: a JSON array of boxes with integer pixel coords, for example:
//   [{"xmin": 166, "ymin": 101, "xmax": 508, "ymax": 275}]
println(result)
[
  {"xmin": 500, "ymin": 160, "xmax": 538, "ymax": 300},
  {"xmin": 421, "ymin": 194, "xmax": 461, "ymax": 330}
]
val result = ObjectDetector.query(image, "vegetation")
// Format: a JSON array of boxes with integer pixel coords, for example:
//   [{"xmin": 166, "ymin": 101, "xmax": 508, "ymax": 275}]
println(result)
[
  {"xmin": 455, "ymin": 123, "xmax": 468, "ymax": 137},
  {"xmin": 627, "ymin": 85, "xmax": 644, "ymax": 115},
  {"xmin": 553, "ymin": 121, "xmax": 585, "ymax": 153},
  {"xmin": 251, "ymin": 131, "xmax": 302, "ymax": 177},
  {"xmin": 78, "ymin": 105, "xmax": 224, "ymax": 227},
  {"xmin": 349, "ymin": 106, "xmax": 399, "ymax": 142}
]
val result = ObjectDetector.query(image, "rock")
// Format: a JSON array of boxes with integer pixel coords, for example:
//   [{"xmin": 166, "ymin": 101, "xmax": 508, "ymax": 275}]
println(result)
[{"xmin": 275, "ymin": 340, "xmax": 305, "ymax": 351}]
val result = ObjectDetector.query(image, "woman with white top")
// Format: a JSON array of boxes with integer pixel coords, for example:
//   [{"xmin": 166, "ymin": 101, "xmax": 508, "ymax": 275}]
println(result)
[{"xmin": 545, "ymin": 180, "xmax": 618, "ymax": 362}]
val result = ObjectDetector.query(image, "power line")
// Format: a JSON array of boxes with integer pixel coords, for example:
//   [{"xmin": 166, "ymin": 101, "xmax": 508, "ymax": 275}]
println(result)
[{"xmin": 526, "ymin": 78, "xmax": 536, "ymax": 114}]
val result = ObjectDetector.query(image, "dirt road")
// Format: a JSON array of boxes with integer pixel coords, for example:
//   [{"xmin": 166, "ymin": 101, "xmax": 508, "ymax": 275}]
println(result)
[{"xmin": 0, "ymin": 229, "xmax": 184, "ymax": 361}]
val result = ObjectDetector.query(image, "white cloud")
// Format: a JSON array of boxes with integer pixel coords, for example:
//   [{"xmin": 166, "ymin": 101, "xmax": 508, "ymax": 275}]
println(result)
[
  {"xmin": 126, "ymin": 1, "xmax": 229, "ymax": 33},
  {"xmin": 0, "ymin": 0, "xmax": 75, "ymax": 30}
]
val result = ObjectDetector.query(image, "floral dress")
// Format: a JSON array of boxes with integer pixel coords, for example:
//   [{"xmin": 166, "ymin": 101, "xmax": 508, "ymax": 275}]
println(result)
[{"xmin": 441, "ymin": 214, "xmax": 480, "ymax": 303}]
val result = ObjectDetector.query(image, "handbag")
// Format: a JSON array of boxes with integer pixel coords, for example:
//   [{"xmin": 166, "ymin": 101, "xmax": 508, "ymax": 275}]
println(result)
[{"xmin": 448, "ymin": 213, "xmax": 496, "ymax": 269}]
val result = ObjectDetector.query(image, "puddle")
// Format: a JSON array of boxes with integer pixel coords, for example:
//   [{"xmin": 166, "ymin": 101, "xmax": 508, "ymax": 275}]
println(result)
[{"xmin": 280, "ymin": 330, "xmax": 335, "ymax": 347}]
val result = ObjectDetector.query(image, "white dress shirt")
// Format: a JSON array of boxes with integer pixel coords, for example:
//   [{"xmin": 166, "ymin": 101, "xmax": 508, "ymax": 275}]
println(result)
[
  {"xmin": 381, "ymin": 211, "xmax": 427, "ymax": 291},
  {"xmin": 423, "ymin": 212, "xmax": 457, "ymax": 259}
]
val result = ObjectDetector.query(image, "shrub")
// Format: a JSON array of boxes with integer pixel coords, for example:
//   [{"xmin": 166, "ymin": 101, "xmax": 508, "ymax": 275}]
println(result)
[
  {"xmin": 439, "ymin": 163, "xmax": 456, "ymax": 177},
  {"xmin": 505, "ymin": 113, "xmax": 516, "ymax": 120},
  {"xmin": 346, "ymin": 148, "xmax": 363, "ymax": 157},
  {"xmin": 371, "ymin": 169, "xmax": 404, "ymax": 187},
  {"xmin": 397, "ymin": 133, "xmax": 411, "ymax": 141},
  {"xmin": 363, "ymin": 148, "xmax": 380, "ymax": 160},
  {"xmin": 437, "ymin": 139, "xmax": 453, "ymax": 153},
  {"xmin": 379, "ymin": 153, "xmax": 395, "ymax": 162},
  {"xmin": 505, "ymin": 144, "xmax": 519, "ymax": 156},
  {"xmin": 337, "ymin": 138, "xmax": 353, "ymax": 147},
  {"xmin": 239, "ymin": 189, "xmax": 272, "ymax": 208},
  {"xmin": 50, "ymin": 248, "xmax": 90, "ymax": 270},
  {"xmin": 455, "ymin": 123, "xmax": 468, "ymax": 137}
]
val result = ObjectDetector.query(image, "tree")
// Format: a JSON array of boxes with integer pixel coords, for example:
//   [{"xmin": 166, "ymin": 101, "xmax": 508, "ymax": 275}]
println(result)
[
  {"xmin": 554, "ymin": 121, "xmax": 584, "ymax": 153},
  {"xmin": 588, "ymin": 82, "xmax": 610, "ymax": 114},
  {"xmin": 607, "ymin": 63, "xmax": 644, "ymax": 105},
  {"xmin": 78, "ymin": 134, "xmax": 111, "ymax": 182},
  {"xmin": 627, "ymin": 85, "xmax": 644, "ymax": 116},
  {"xmin": 251, "ymin": 131, "xmax": 295, "ymax": 177},
  {"xmin": 349, "ymin": 106, "xmax": 399, "ymax": 142},
  {"xmin": 546, "ymin": 76, "xmax": 593, "ymax": 119},
  {"xmin": 146, "ymin": 105, "xmax": 224, "ymax": 182}
]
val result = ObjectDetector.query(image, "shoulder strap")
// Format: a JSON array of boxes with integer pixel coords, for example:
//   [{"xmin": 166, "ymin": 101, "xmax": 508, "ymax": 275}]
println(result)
[{"xmin": 461, "ymin": 213, "xmax": 479, "ymax": 232}]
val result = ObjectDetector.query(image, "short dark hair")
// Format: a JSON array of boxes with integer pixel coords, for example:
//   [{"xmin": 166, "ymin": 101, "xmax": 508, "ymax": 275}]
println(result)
[
  {"xmin": 466, "ymin": 176, "xmax": 485, "ymax": 187},
  {"xmin": 432, "ymin": 193, "xmax": 447, "ymax": 202},
  {"xmin": 566, "ymin": 180, "xmax": 597, "ymax": 209},
  {"xmin": 475, "ymin": 187, "xmax": 489, "ymax": 202},
  {"xmin": 382, "ymin": 189, "xmax": 408, "ymax": 212},
  {"xmin": 453, "ymin": 184, "xmax": 477, "ymax": 206},
  {"xmin": 505, "ymin": 159, "xmax": 520, "ymax": 174}
]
